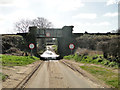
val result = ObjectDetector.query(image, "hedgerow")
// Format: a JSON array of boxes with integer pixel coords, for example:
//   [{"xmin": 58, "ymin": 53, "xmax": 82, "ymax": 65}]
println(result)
[{"xmin": 64, "ymin": 54, "xmax": 119, "ymax": 68}]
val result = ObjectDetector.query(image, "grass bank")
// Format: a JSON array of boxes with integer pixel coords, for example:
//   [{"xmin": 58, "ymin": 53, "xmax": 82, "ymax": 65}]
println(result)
[
  {"xmin": 64, "ymin": 54, "xmax": 119, "ymax": 68},
  {"xmin": 80, "ymin": 65, "xmax": 118, "ymax": 88},
  {"xmin": 64, "ymin": 54, "xmax": 119, "ymax": 88},
  {"xmin": 0, "ymin": 54, "xmax": 40, "ymax": 66}
]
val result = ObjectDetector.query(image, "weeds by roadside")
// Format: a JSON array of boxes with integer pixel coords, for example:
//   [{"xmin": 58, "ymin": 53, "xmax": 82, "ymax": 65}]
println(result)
[
  {"xmin": 80, "ymin": 65, "xmax": 118, "ymax": 88},
  {"xmin": 0, "ymin": 72, "xmax": 8, "ymax": 81},
  {"xmin": 64, "ymin": 54, "xmax": 119, "ymax": 68}
]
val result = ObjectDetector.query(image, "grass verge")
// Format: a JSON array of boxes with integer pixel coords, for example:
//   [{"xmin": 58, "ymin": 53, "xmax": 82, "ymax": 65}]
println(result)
[
  {"xmin": 64, "ymin": 54, "xmax": 119, "ymax": 68},
  {"xmin": 80, "ymin": 65, "xmax": 118, "ymax": 88},
  {"xmin": 0, "ymin": 54, "xmax": 40, "ymax": 66},
  {"xmin": 0, "ymin": 72, "xmax": 8, "ymax": 81}
]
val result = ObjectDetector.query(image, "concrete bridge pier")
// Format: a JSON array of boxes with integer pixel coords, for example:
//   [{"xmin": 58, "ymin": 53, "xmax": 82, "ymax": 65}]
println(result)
[{"xmin": 57, "ymin": 26, "xmax": 77, "ymax": 58}]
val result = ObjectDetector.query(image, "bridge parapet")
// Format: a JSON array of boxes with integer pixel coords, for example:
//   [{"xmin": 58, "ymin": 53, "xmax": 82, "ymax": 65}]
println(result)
[
  {"xmin": 36, "ymin": 28, "xmax": 62, "ymax": 38},
  {"xmin": 29, "ymin": 26, "xmax": 74, "ymax": 38}
]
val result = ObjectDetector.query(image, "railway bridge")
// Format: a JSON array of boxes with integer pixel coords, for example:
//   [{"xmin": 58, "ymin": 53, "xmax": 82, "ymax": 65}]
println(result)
[
  {"xmin": 27, "ymin": 26, "xmax": 77, "ymax": 58},
  {"xmin": 17, "ymin": 25, "xmax": 119, "ymax": 58}
]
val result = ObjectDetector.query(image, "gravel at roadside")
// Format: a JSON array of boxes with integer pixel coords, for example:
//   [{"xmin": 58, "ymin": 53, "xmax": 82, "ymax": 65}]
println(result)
[{"xmin": 2, "ymin": 60, "xmax": 42, "ymax": 88}]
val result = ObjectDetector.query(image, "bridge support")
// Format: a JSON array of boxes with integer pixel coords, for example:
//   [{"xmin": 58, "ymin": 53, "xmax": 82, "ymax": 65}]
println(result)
[{"xmin": 57, "ymin": 26, "xmax": 77, "ymax": 58}]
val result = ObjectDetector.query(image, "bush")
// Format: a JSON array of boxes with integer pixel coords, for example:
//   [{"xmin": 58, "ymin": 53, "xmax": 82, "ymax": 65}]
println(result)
[
  {"xmin": 108, "ymin": 62, "xmax": 118, "ymax": 67},
  {"xmin": 76, "ymin": 35, "xmax": 120, "ymax": 63},
  {"xmin": 64, "ymin": 55, "xmax": 74, "ymax": 60},
  {"xmin": 73, "ymin": 54, "xmax": 81, "ymax": 62},
  {"xmin": 96, "ymin": 58, "xmax": 103, "ymax": 62},
  {"xmin": 64, "ymin": 54, "xmax": 119, "ymax": 68},
  {"xmin": 103, "ymin": 60, "xmax": 110, "ymax": 65},
  {"xmin": 2, "ymin": 35, "xmax": 26, "ymax": 54}
]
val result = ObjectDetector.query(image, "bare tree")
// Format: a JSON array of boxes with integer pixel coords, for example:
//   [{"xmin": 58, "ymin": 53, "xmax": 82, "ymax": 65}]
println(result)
[
  {"xmin": 15, "ymin": 17, "xmax": 53, "ymax": 33},
  {"xmin": 15, "ymin": 19, "xmax": 32, "ymax": 33},
  {"xmin": 32, "ymin": 17, "xmax": 53, "ymax": 29}
]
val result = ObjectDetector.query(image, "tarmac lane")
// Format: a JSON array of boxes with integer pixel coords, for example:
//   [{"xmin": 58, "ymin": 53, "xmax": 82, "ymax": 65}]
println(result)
[
  {"xmin": 25, "ymin": 61, "xmax": 49, "ymax": 88},
  {"xmin": 25, "ymin": 60, "xmax": 98, "ymax": 88}
]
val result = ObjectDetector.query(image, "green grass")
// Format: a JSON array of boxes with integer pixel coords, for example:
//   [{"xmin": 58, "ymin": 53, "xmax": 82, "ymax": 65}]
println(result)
[
  {"xmin": 0, "ymin": 72, "xmax": 8, "ymax": 81},
  {"xmin": 80, "ymin": 65, "xmax": 118, "ymax": 88},
  {"xmin": 63, "ymin": 54, "xmax": 119, "ymax": 68},
  {"xmin": 52, "ymin": 45, "xmax": 58, "ymax": 53},
  {"xmin": 0, "ymin": 54, "xmax": 40, "ymax": 66}
]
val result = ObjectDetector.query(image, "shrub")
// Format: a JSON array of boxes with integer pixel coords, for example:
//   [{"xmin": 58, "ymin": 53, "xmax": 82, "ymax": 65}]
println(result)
[
  {"xmin": 92, "ymin": 56, "xmax": 97, "ymax": 60},
  {"xmin": 64, "ymin": 55, "xmax": 74, "ymax": 60},
  {"xmin": 64, "ymin": 54, "xmax": 119, "ymax": 68},
  {"xmin": 101, "ymin": 60, "xmax": 110, "ymax": 65},
  {"xmin": 96, "ymin": 58, "xmax": 103, "ymax": 62},
  {"xmin": 2, "ymin": 35, "xmax": 26, "ymax": 54},
  {"xmin": 108, "ymin": 62, "xmax": 118, "ymax": 67},
  {"xmin": 73, "ymin": 54, "xmax": 81, "ymax": 62}
]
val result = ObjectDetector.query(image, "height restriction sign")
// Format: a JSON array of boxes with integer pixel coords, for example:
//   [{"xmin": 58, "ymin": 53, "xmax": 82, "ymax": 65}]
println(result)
[
  {"xmin": 69, "ymin": 43, "xmax": 75, "ymax": 50},
  {"xmin": 46, "ymin": 32, "xmax": 50, "ymax": 37},
  {"xmin": 29, "ymin": 43, "xmax": 35, "ymax": 49}
]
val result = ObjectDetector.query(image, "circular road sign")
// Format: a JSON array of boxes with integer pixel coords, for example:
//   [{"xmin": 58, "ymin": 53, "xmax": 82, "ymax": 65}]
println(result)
[
  {"xmin": 29, "ymin": 43, "xmax": 35, "ymax": 49},
  {"xmin": 69, "ymin": 43, "xmax": 75, "ymax": 50},
  {"xmin": 46, "ymin": 32, "xmax": 50, "ymax": 37}
]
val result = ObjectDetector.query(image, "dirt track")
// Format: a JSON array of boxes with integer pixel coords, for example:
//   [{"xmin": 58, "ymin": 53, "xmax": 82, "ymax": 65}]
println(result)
[{"xmin": 25, "ymin": 60, "xmax": 101, "ymax": 88}]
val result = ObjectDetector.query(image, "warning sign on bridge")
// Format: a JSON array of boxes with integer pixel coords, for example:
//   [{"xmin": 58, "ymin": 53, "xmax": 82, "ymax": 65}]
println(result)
[
  {"xmin": 69, "ymin": 43, "xmax": 75, "ymax": 50},
  {"xmin": 29, "ymin": 43, "xmax": 35, "ymax": 49},
  {"xmin": 46, "ymin": 32, "xmax": 51, "ymax": 37}
]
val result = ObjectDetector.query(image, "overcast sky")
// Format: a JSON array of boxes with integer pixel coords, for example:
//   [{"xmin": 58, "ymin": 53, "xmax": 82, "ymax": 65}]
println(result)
[{"xmin": 0, "ymin": 0, "xmax": 119, "ymax": 34}]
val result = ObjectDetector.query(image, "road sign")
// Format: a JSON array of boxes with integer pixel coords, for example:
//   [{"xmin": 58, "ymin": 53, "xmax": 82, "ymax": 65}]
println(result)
[
  {"xmin": 29, "ymin": 43, "xmax": 35, "ymax": 49},
  {"xmin": 46, "ymin": 32, "xmax": 50, "ymax": 37},
  {"xmin": 69, "ymin": 43, "xmax": 75, "ymax": 50}
]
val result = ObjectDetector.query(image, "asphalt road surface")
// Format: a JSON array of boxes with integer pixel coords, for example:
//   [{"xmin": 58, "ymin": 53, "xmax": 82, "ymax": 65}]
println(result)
[{"xmin": 25, "ymin": 60, "xmax": 98, "ymax": 88}]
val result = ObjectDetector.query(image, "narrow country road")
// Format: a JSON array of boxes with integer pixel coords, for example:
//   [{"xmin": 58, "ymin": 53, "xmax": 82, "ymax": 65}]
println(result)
[{"xmin": 25, "ymin": 60, "xmax": 98, "ymax": 88}]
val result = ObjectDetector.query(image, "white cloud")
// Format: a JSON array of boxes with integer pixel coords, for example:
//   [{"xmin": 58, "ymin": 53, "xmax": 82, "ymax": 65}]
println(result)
[
  {"xmin": 0, "ymin": 0, "xmax": 15, "ymax": 7},
  {"xmin": 58, "ymin": 0, "xmax": 84, "ymax": 11},
  {"xmin": 0, "ymin": 14, "xmax": 5, "ymax": 21},
  {"xmin": 0, "ymin": 0, "xmax": 117, "ymax": 34},
  {"xmin": 103, "ymin": 12, "xmax": 118, "ymax": 17},
  {"xmin": 5, "ymin": 10, "xmax": 37, "ymax": 23},
  {"xmin": 42, "ymin": 0, "xmax": 84, "ymax": 12},
  {"xmin": 106, "ymin": 0, "xmax": 118, "ymax": 6},
  {"xmin": 75, "ymin": 22, "xmax": 110, "ymax": 27},
  {"xmin": 0, "ymin": 0, "xmax": 29, "ymax": 8},
  {"xmin": 0, "ymin": 0, "xmax": 15, "ymax": 4},
  {"xmin": 73, "ymin": 21, "xmax": 111, "ymax": 33},
  {"xmin": 89, "ymin": 22, "xmax": 111, "ymax": 26},
  {"xmin": 0, "ymin": 8, "xmax": 37, "ymax": 34},
  {"xmin": 72, "ymin": 13, "xmax": 97, "ymax": 19}
]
